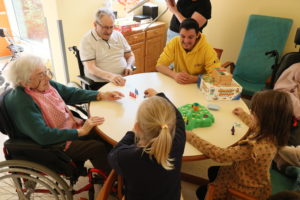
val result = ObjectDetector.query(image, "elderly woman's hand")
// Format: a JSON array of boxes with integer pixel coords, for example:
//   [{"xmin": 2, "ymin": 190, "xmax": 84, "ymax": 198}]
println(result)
[
  {"xmin": 97, "ymin": 91, "xmax": 124, "ymax": 101},
  {"xmin": 78, "ymin": 116, "xmax": 105, "ymax": 137}
]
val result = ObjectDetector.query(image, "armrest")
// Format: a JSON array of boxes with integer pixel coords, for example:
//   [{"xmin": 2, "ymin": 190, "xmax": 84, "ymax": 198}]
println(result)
[
  {"xmin": 96, "ymin": 169, "xmax": 118, "ymax": 200},
  {"xmin": 4, "ymin": 139, "xmax": 65, "ymax": 151},
  {"xmin": 222, "ymin": 61, "xmax": 235, "ymax": 73},
  {"xmin": 265, "ymin": 75, "xmax": 272, "ymax": 89},
  {"xmin": 4, "ymin": 139, "xmax": 70, "ymax": 162},
  {"xmin": 131, "ymin": 65, "xmax": 137, "ymax": 71},
  {"xmin": 227, "ymin": 188, "xmax": 258, "ymax": 200},
  {"xmin": 77, "ymin": 75, "xmax": 95, "ymax": 86}
]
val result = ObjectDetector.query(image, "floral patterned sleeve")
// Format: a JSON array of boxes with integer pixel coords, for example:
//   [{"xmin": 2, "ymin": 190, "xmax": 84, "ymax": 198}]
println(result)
[{"xmin": 187, "ymin": 131, "xmax": 254, "ymax": 163}]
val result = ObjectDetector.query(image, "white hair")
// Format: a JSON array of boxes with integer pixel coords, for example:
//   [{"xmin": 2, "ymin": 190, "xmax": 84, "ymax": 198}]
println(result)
[
  {"xmin": 95, "ymin": 8, "xmax": 115, "ymax": 24},
  {"xmin": 4, "ymin": 54, "xmax": 45, "ymax": 88}
]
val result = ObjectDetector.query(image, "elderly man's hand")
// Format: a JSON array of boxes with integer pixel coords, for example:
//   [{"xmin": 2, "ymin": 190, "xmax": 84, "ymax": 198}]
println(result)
[
  {"xmin": 97, "ymin": 91, "xmax": 124, "ymax": 101},
  {"xmin": 78, "ymin": 116, "xmax": 104, "ymax": 137},
  {"xmin": 110, "ymin": 75, "xmax": 126, "ymax": 86},
  {"xmin": 123, "ymin": 67, "xmax": 133, "ymax": 76}
]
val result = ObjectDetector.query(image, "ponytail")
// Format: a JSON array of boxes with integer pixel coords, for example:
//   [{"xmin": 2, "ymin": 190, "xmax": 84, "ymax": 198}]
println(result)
[
  {"xmin": 136, "ymin": 96, "xmax": 176, "ymax": 171},
  {"xmin": 144, "ymin": 124, "xmax": 174, "ymax": 170}
]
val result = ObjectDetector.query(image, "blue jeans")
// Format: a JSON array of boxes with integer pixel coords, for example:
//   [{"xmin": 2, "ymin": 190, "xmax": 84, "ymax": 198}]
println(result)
[{"xmin": 167, "ymin": 29, "xmax": 180, "ymax": 43}]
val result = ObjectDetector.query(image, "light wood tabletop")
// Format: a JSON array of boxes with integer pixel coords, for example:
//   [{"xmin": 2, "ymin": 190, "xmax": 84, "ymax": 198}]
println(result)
[{"xmin": 89, "ymin": 72, "xmax": 249, "ymax": 161}]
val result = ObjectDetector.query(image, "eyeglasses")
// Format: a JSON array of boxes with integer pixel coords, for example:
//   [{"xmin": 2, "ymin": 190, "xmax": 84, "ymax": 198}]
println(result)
[
  {"xmin": 35, "ymin": 69, "xmax": 53, "ymax": 80},
  {"xmin": 96, "ymin": 22, "xmax": 114, "ymax": 30}
]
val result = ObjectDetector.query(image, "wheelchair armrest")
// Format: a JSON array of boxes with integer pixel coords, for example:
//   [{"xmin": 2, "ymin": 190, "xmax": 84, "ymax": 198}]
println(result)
[
  {"xmin": 77, "ymin": 75, "xmax": 95, "ymax": 86},
  {"xmin": 4, "ymin": 138, "xmax": 70, "ymax": 162},
  {"xmin": 4, "ymin": 139, "xmax": 65, "ymax": 151},
  {"xmin": 131, "ymin": 65, "xmax": 137, "ymax": 71},
  {"xmin": 222, "ymin": 61, "xmax": 235, "ymax": 73}
]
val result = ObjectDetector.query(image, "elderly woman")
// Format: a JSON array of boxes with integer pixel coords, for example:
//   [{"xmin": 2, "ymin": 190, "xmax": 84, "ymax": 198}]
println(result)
[{"xmin": 3, "ymin": 54, "xmax": 124, "ymax": 173}]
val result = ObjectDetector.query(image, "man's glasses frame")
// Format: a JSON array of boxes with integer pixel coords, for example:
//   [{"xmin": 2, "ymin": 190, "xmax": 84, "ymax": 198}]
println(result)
[{"xmin": 96, "ymin": 21, "xmax": 114, "ymax": 31}]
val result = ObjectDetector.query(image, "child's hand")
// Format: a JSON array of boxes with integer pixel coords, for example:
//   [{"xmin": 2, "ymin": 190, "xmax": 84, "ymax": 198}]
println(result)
[
  {"xmin": 144, "ymin": 88, "xmax": 158, "ymax": 97},
  {"xmin": 232, "ymin": 107, "xmax": 244, "ymax": 116}
]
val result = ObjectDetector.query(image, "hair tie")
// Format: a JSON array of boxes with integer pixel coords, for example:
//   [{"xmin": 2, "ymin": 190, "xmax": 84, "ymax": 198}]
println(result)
[{"xmin": 161, "ymin": 124, "xmax": 168, "ymax": 129}]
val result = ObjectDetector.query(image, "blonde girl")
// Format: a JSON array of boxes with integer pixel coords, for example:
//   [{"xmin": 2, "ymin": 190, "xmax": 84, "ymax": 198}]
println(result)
[{"xmin": 108, "ymin": 88, "xmax": 186, "ymax": 200}]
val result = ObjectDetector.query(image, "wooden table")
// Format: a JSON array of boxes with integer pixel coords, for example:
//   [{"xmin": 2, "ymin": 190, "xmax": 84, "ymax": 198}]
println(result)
[{"xmin": 90, "ymin": 72, "xmax": 249, "ymax": 161}]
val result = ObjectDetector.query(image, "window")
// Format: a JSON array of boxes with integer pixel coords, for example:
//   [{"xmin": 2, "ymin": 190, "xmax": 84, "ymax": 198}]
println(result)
[{"xmin": 11, "ymin": 0, "xmax": 47, "ymax": 42}]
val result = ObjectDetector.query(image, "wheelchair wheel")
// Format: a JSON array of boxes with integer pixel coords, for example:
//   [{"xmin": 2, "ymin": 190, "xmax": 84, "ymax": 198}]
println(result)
[{"xmin": 0, "ymin": 160, "xmax": 72, "ymax": 200}]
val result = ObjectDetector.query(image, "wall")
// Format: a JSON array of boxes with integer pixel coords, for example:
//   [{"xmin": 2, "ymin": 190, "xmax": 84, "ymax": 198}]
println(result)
[
  {"xmin": 154, "ymin": 0, "xmax": 300, "ymax": 63},
  {"xmin": 43, "ymin": 0, "xmax": 300, "ymax": 84},
  {"xmin": 204, "ymin": 0, "xmax": 300, "ymax": 63},
  {"xmin": 41, "ymin": 0, "xmax": 67, "ymax": 83}
]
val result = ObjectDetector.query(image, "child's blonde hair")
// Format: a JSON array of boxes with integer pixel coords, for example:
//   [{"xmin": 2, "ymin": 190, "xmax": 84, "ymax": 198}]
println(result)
[{"xmin": 136, "ymin": 96, "xmax": 176, "ymax": 170}]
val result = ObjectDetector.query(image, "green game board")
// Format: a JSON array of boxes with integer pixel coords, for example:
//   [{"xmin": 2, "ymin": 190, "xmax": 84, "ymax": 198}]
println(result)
[{"xmin": 178, "ymin": 103, "xmax": 215, "ymax": 130}]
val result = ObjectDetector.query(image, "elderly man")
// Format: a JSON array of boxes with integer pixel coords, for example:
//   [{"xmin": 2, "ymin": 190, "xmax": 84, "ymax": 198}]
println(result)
[
  {"xmin": 80, "ymin": 8, "xmax": 135, "ymax": 89},
  {"xmin": 156, "ymin": 18, "xmax": 220, "ymax": 84}
]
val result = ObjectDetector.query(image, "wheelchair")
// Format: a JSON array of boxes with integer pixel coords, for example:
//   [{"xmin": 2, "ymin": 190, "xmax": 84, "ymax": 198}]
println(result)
[{"xmin": 0, "ymin": 89, "xmax": 107, "ymax": 200}]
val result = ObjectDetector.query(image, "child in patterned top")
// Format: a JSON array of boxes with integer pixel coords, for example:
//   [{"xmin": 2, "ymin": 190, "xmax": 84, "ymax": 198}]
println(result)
[{"xmin": 186, "ymin": 90, "xmax": 294, "ymax": 199}]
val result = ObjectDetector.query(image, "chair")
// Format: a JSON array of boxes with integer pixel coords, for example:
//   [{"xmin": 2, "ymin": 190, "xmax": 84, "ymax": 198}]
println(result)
[
  {"xmin": 68, "ymin": 46, "xmax": 98, "ymax": 90},
  {"xmin": 96, "ymin": 170, "xmax": 123, "ymax": 200},
  {"xmin": 0, "ymin": 89, "xmax": 107, "ymax": 200},
  {"xmin": 214, "ymin": 48, "xmax": 223, "ymax": 60},
  {"xmin": 204, "ymin": 168, "xmax": 296, "ymax": 200},
  {"xmin": 205, "ymin": 184, "xmax": 258, "ymax": 200},
  {"xmin": 270, "ymin": 168, "xmax": 295, "ymax": 194},
  {"xmin": 223, "ymin": 15, "xmax": 293, "ymax": 99}
]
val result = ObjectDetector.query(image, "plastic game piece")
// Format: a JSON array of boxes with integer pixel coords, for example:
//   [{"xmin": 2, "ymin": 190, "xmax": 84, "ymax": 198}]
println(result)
[
  {"xmin": 178, "ymin": 103, "xmax": 215, "ymax": 130},
  {"xmin": 231, "ymin": 126, "xmax": 235, "ymax": 135},
  {"xmin": 233, "ymin": 122, "xmax": 241, "ymax": 127},
  {"xmin": 192, "ymin": 103, "xmax": 200, "ymax": 111},
  {"xmin": 135, "ymin": 88, "xmax": 139, "ymax": 95},
  {"xmin": 129, "ymin": 91, "xmax": 136, "ymax": 98},
  {"xmin": 207, "ymin": 104, "xmax": 220, "ymax": 111}
]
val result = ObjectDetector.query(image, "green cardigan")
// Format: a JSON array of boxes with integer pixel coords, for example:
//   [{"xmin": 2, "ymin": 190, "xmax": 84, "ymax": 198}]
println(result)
[{"xmin": 4, "ymin": 80, "xmax": 98, "ymax": 145}]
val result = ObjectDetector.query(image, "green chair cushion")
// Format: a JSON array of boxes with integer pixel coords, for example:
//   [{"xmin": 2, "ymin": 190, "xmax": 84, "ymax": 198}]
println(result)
[{"xmin": 271, "ymin": 168, "xmax": 295, "ymax": 194}]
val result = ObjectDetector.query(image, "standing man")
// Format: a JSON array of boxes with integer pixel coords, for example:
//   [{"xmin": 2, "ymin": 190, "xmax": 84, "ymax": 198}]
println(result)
[
  {"xmin": 166, "ymin": 0, "xmax": 212, "ymax": 41},
  {"xmin": 156, "ymin": 18, "xmax": 220, "ymax": 84},
  {"xmin": 80, "ymin": 8, "xmax": 135, "ymax": 89}
]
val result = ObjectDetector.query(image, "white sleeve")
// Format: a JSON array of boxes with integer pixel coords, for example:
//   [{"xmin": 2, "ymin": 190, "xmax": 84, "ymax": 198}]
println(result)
[
  {"xmin": 79, "ymin": 32, "xmax": 96, "ymax": 62},
  {"xmin": 117, "ymin": 31, "xmax": 131, "ymax": 53}
]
